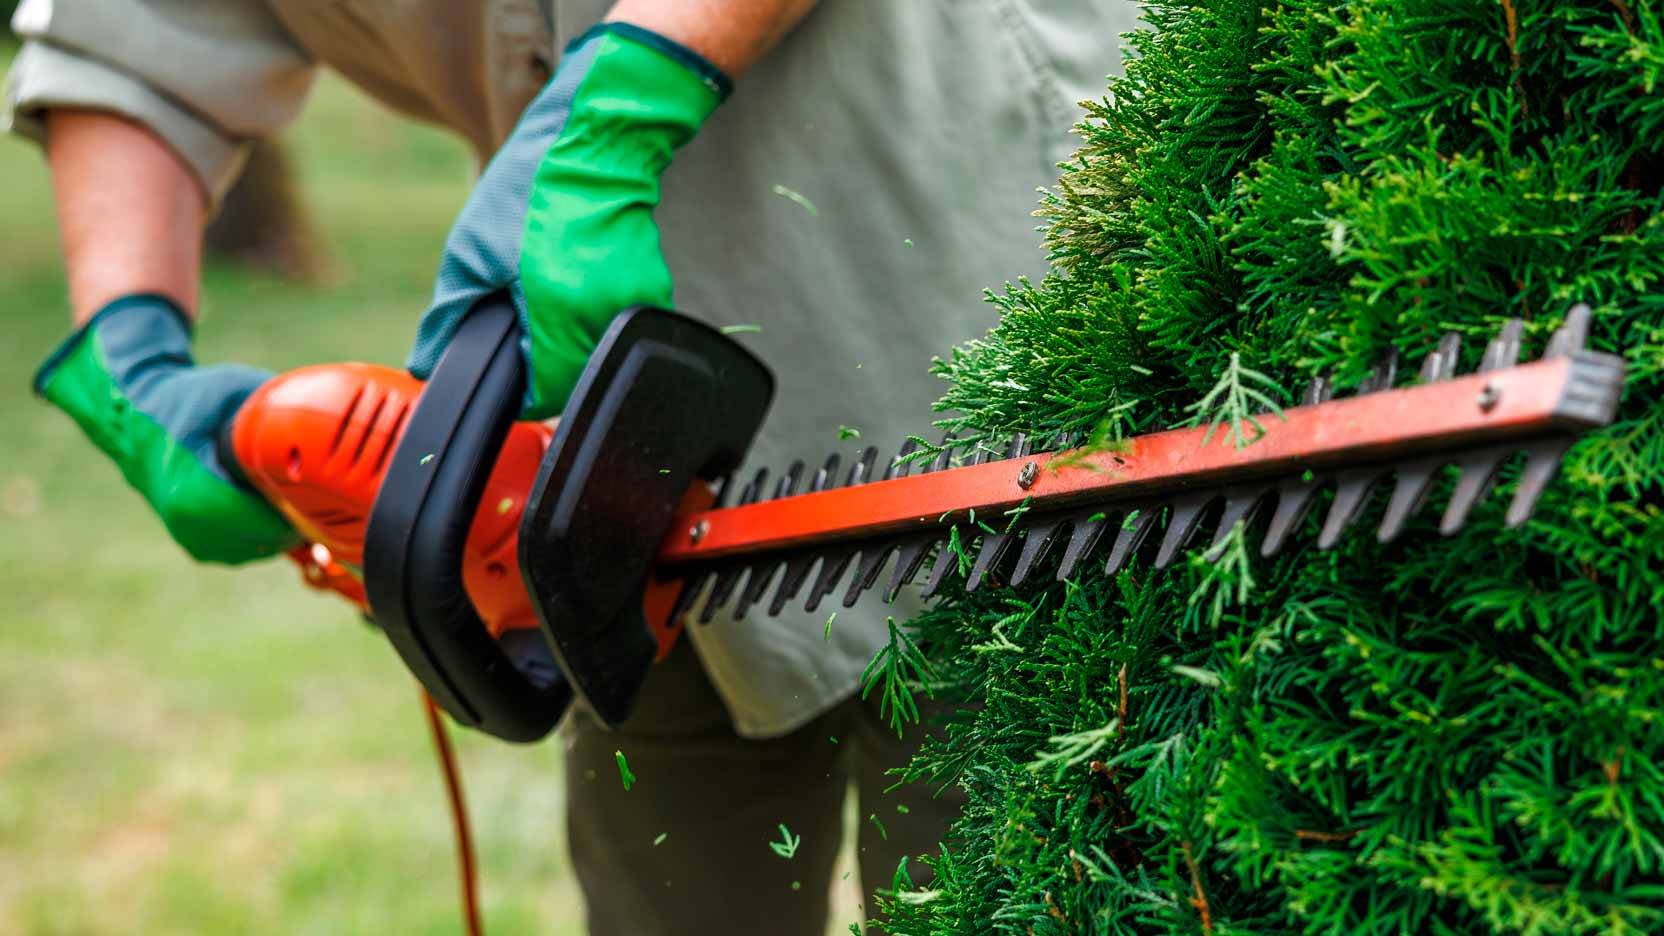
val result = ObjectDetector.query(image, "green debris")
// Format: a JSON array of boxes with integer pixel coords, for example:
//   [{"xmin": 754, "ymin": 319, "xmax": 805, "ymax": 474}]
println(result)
[
  {"xmin": 614, "ymin": 750, "xmax": 634, "ymax": 792},
  {"xmin": 720, "ymin": 323, "xmax": 763, "ymax": 335},
  {"xmin": 769, "ymin": 823, "xmax": 801, "ymax": 859},
  {"xmin": 838, "ymin": 425, "xmax": 861, "ymax": 441},
  {"xmin": 770, "ymin": 184, "xmax": 819, "ymax": 217},
  {"xmin": 653, "ymin": 832, "xmax": 667, "ymax": 847},
  {"xmin": 824, "ymin": 612, "xmax": 837, "ymax": 641}
]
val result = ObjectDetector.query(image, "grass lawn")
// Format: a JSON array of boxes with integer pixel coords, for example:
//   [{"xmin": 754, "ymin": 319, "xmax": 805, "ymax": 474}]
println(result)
[{"xmin": 0, "ymin": 47, "xmax": 867, "ymax": 934}]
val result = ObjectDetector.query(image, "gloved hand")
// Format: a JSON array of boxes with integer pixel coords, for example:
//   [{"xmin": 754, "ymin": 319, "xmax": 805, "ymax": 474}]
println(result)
[
  {"xmin": 407, "ymin": 22, "xmax": 731, "ymax": 420},
  {"xmin": 34, "ymin": 293, "xmax": 297, "ymax": 564}
]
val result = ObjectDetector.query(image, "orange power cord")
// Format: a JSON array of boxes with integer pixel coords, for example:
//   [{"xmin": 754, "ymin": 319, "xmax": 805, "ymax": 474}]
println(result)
[{"xmin": 422, "ymin": 691, "xmax": 484, "ymax": 936}]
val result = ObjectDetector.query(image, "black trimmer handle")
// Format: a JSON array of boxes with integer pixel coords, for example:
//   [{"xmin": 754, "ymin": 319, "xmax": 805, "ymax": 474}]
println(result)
[{"xmin": 364, "ymin": 294, "xmax": 572, "ymax": 743}]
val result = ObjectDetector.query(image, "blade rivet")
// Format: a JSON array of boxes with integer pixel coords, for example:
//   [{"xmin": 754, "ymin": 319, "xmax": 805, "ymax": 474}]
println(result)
[
  {"xmin": 690, "ymin": 520, "xmax": 710, "ymax": 544},
  {"xmin": 1477, "ymin": 383, "xmax": 1501, "ymax": 412},
  {"xmin": 1017, "ymin": 461, "xmax": 1039, "ymax": 489}
]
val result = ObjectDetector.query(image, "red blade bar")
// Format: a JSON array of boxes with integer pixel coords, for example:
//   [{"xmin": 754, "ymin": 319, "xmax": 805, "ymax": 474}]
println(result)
[{"xmin": 657, "ymin": 354, "xmax": 1620, "ymax": 565}]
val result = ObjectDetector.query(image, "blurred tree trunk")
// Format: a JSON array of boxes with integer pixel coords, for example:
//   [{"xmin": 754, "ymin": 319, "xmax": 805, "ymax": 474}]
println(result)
[{"xmin": 205, "ymin": 139, "xmax": 334, "ymax": 284}]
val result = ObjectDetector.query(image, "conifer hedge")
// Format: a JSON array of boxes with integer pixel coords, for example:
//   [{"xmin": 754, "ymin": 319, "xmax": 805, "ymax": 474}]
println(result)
[{"xmin": 876, "ymin": 2, "xmax": 1664, "ymax": 933}]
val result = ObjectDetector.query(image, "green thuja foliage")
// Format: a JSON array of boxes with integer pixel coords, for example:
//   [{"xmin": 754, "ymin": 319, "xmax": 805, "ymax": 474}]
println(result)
[{"xmin": 875, "ymin": 2, "xmax": 1664, "ymax": 933}]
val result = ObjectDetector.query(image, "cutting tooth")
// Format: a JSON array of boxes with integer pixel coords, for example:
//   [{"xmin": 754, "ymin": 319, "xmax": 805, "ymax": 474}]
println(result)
[
  {"xmin": 883, "ymin": 534, "xmax": 938, "ymax": 601},
  {"xmin": 1545, "ymin": 304, "xmax": 1592, "ymax": 359},
  {"xmin": 1377, "ymin": 461, "xmax": 1444, "ymax": 543},
  {"xmin": 965, "ymin": 529, "xmax": 1019, "ymax": 592},
  {"xmin": 768, "ymin": 554, "xmax": 818, "ymax": 616},
  {"xmin": 733, "ymin": 561, "xmax": 781, "ymax": 620},
  {"xmin": 1055, "ymin": 511, "xmax": 1110, "ymax": 581},
  {"xmin": 930, "ymin": 438, "xmax": 955, "ymax": 472},
  {"xmin": 701, "ymin": 566, "xmax": 747, "ymax": 624},
  {"xmin": 1440, "ymin": 444, "xmax": 1513, "ymax": 535},
  {"xmin": 1423, "ymin": 332, "xmax": 1463, "ymax": 382},
  {"xmin": 1207, "ymin": 486, "xmax": 1269, "ymax": 557},
  {"xmin": 1261, "ymin": 475, "xmax": 1322, "ymax": 557},
  {"xmin": 1303, "ymin": 375, "xmax": 1334, "ymax": 406},
  {"xmin": 921, "ymin": 534, "xmax": 965, "ymax": 598},
  {"xmin": 805, "ymin": 550, "xmax": 856, "ymax": 612},
  {"xmin": 1318, "ymin": 469, "xmax": 1383, "ymax": 549},
  {"xmin": 1009, "ymin": 517, "xmax": 1066, "ymax": 587},
  {"xmin": 885, "ymin": 439, "xmax": 920, "ymax": 480},
  {"xmin": 1506, "ymin": 437, "xmax": 1574, "ymax": 527},
  {"xmin": 811, "ymin": 453, "xmax": 841, "ymax": 492},
  {"xmin": 774, "ymin": 460, "xmax": 804, "ymax": 499},
  {"xmin": 672, "ymin": 570, "xmax": 714, "ymax": 623},
  {"xmin": 1356, "ymin": 348, "xmax": 1400, "ymax": 395},
  {"xmin": 1006, "ymin": 433, "xmax": 1031, "ymax": 459},
  {"xmin": 1481, "ymin": 319, "xmax": 1525, "ymax": 372},
  {"xmin": 744, "ymin": 467, "xmax": 769, "ymax": 503},
  {"xmin": 842, "ymin": 543, "xmax": 895, "ymax": 607},
  {"xmin": 1154, "ymin": 493, "xmax": 1217, "ymax": 569},
  {"xmin": 1105, "ymin": 505, "xmax": 1160, "ymax": 575},
  {"xmin": 847, "ymin": 446, "xmax": 879, "ymax": 486}
]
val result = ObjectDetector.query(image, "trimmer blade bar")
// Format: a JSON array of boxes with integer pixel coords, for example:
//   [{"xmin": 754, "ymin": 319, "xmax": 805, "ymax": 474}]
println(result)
[{"xmin": 664, "ymin": 306, "xmax": 1625, "ymax": 620}]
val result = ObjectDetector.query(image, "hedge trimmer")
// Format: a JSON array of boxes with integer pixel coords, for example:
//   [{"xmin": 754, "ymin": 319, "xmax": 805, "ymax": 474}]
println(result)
[
  {"xmin": 228, "ymin": 297, "xmax": 1624, "ymax": 740},
  {"xmin": 220, "ymin": 297, "xmax": 1621, "ymax": 931}
]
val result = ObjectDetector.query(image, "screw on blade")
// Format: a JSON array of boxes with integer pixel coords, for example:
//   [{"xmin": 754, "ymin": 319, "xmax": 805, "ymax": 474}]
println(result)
[
  {"xmin": 1009, "ymin": 516, "xmax": 1067, "ymax": 587},
  {"xmin": 1205, "ymin": 486, "xmax": 1269, "ymax": 559},
  {"xmin": 1260, "ymin": 475, "xmax": 1322, "ymax": 558},
  {"xmin": 1104, "ymin": 504, "xmax": 1161, "ymax": 575},
  {"xmin": 1154, "ymin": 493, "xmax": 1217, "ymax": 569},
  {"xmin": 769, "ymin": 553, "xmax": 818, "ymax": 615},
  {"xmin": 1377, "ymin": 333, "xmax": 1463, "ymax": 543},
  {"xmin": 1545, "ymin": 304, "xmax": 1592, "ymax": 359},
  {"xmin": 1055, "ymin": 511, "xmax": 1109, "ymax": 580},
  {"xmin": 882, "ymin": 533, "xmax": 939, "ymax": 602},
  {"xmin": 884, "ymin": 439, "xmax": 920, "ymax": 480},
  {"xmin": 805, "ymin": 549, "xmax": 856, "ymax": 612},
  {"xmin": 1506, "ymin": 437, "xmax": 1574, "ymax": 527},
  {"xmin": 842, "ymin": 542, "xmax": 896, "ymax": 607}
]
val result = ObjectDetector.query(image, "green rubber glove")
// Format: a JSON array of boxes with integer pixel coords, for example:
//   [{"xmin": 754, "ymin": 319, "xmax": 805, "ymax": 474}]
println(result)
[
  {"xmin": 407, "ymin": 22, "xmax": 731, "ymax": 419},
  {"xmin": 34, "ymin": 294, "xmax": 297, "ymax": 564}
]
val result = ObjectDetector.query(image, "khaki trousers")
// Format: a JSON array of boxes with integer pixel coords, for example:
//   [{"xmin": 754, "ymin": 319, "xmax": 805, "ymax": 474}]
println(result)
[{"xmin": 563, "ymin": 639, "xmax": 963, "ymax": 935}]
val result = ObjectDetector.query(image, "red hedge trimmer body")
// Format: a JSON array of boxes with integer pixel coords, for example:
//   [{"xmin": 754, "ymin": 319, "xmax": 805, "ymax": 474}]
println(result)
[{"xmin": 227, "ymin": 298, "xmax": 1625, "ymax": 741}]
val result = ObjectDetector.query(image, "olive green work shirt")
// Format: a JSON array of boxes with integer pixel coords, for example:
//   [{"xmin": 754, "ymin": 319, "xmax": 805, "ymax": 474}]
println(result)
[{"xmin": 6, "ymin": 0, "xmax": 1141, "ymax": 737}]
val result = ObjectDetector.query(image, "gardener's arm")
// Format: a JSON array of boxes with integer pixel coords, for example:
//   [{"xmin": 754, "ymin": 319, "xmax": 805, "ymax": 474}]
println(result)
[
  {"xmin": 45, "ymin": 111, "xmax": 206, "ymax": 324},
  {"xmin": 606, "ymin": 0, "xmax": 820, "ymax": 78},
  {"xmin": 12, "ymin": 0, "xmax": 313, "ymax": 564},
  {"xmin": 411, "ymin": 0, "xmax": 823, "ymax": 419}
]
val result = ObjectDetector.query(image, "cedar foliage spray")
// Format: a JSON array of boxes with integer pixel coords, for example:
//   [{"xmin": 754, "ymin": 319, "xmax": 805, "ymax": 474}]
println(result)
[{"xmin": 872, "ymin": 2, "xmax": 1664, "ymax": 933}]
